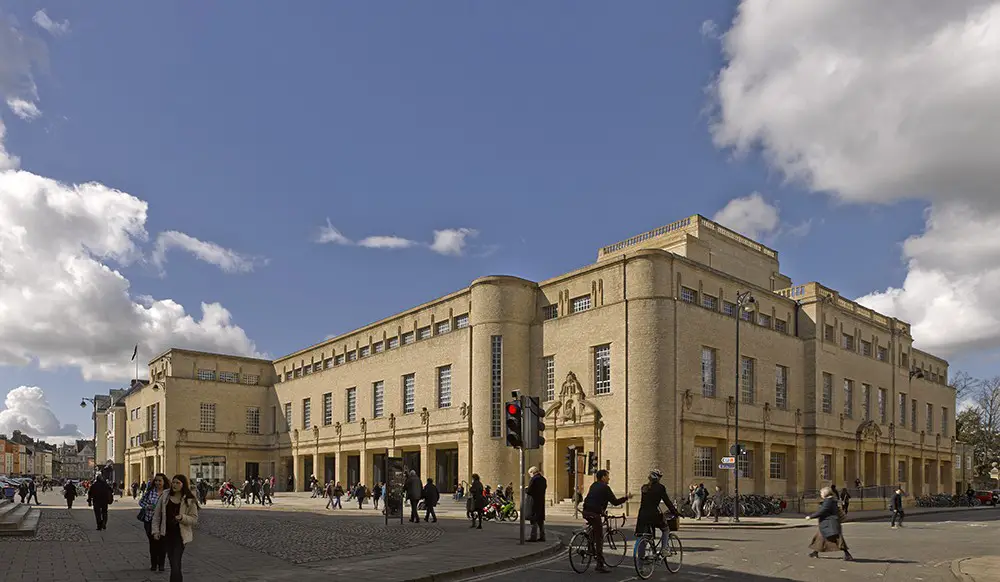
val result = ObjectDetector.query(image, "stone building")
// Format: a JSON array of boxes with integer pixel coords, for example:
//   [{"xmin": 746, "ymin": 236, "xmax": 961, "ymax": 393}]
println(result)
[{"xmin": 116, "ymin": 214, "xmax": 958, "ymax": 511}]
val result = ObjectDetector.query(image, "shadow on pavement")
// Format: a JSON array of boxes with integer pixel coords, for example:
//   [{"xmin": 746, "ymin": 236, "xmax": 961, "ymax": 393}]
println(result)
[
  {"xmin": 666, "ymin": 564, "xmax": 807, "ymax": 581},
  {"xmin": 846, "ymin": 557, "xmax": 915, "ymax": 564}
]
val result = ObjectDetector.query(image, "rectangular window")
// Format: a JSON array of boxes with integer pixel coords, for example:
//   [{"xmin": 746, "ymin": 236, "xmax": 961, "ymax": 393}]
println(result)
[
  {"xmin": 758, "ymin": 313, "xmax": 771, "ymax": 328},
  {"xmin": 941, "ymin": 407, "xmax": 948, "ymax": 437},
  {"xmin": 219, "ymin": 371, "xmax": 240, "ymax": 383},
  {"xmin": 737, "ymin": 450, "xmax": 754, "ymax": 479},
  {"xmin": 775, "ymin": 319, "xmax": 787, "ymax": 333},
  {"xmin": 347, "ymin": 350, "xmax": 357, "ymax": 361},
  {"xmin": 403, "ymin": 374, "xmax": 416, "ymax": 414},
  {"xmin": 824, "ymin": 324, "xmax": 834, "ymax": 341},
  {"xmin": 455, "ymin": 313, "xmax": 470, "ymax": 328},
  {"xmin": 821, "ymin": 454, "xmax": 832, "ymax": 480},
  {"xmin": 373, "ymin": 382, "xmax": 384, "ymax": 418},
  {"xmin": 899, "ymin": 393, "xmax": 907, "ymax": 426},
  {"xmin": 303, "ymin": 364, "xmax": 313, "ymax": 375},
  {"xmin": 284, "ymin": 402, "xmax": 292, "ymax": 430},
  {"xmin": 861, "ymin": 384, "xmax": 871, "ymax": 421},
  {"xmin": 359, "ymin": 345, "xmax": 370, "ymax": 357},
  {"xmin": 435, "ymin": 321, "xmax": 451, "ymax": 335},
  {"xmin": 897, "ymin": 460, "xmax": 907, "ymax": 482},
  {"xmin": 302, "ymin": 398, "xmax": 311, "ymax": 429},
  {"xmin": 200, "ymin": 403, "xmax": 216, "ymax": 432},
  {"xmin": 323, "ymin": 393, "xmax": 332, "ymax": 426},
  {"xmin": 490, "ymin": 336, "xmax": 502, "ymax": 437},
  {"xmin": 769, "ymin": 452, "xmax": 787, "ymax": 479},
  {"xmin": 775, "ymin": 365, "xmax": 788, "ymax": 410},
  {"xmin": 740, "ymin": 309, "xmax": 752, "ymax": 322},
  {"xmin": 911, "ymin": 399, "xmax": 917, "ymax": 429},
  {"xmin": 335, "ymin": 354, "xmax": 345, "ymax": 365},
  {"xmin": 740, "ymin": 356, "xmax": 755, "ymax": 404},
  {"xmin": 861, "ymin": 340, "xmax": 872, "ymax": 357},
  {"xmin": 324, "ymin": 357, "xmax": 333, "ymax": 369},
  {"xmin": 543, "ymin": 356, "xmax": 555, "ymax": 401},
  {"xmin": 437, "ymin": 365, "xmax": 452, "ymax": 408},
  {"xmin": 702, "ymin": 294, "xmax": 718, "ymax": 310},
  {"xmin": 388, "ymin": 337, "xmax": 399, "ymax": 349},
  {"xmin": 417, "ymin": 326, "xmax": 431, "ymax": 340},
  {"xmin": 926, "ymin": 403, "xmax": 933, "ymax": 432},
  {"xmin": 244, "ymin": 373, "xmax": 260, "ymax": 385},
  {"xmin": 347, "ymin": 388, "xmax": 357, "ymax": 423},
  {"xmin": 543, "ymin": 304, "xmax": 558, "ymax": 320},
  {"xmin": 294, "ymin": 368, "xmax": 301, "ymax": 378},
  {"xmin": 402, "ymin": 332, "xmax": 415, "ymax": 345},
  {"xmin": 843, "ymin": 379, "xmax": 854, "ymax": 418},
  {"xmin": 901, "ymin": 352, "xmax": 909, "ymax": 368},
  {"xmin": 723, "ymin": 301, "xmax": 736, "ymax": 317},
  {"xmin": 693, "ymin": 446, "xmax": 715, "ymax": 478},
  {"xmin": 373, "ymin": 342, "xmax": 384, "ymax": 354},
  {"xmin": 594, "ymin": 344, "xmax": 612, "ymax": 395},
  {"xmin": 680, "ymin": 287, "xmax": 697, "ymax": 303},
  {"xmin": 197, "ymin": 369, "xmax": 216, "ymax": 381},
  {"xmin": 877, "ymin": 346, "xmax": 888, "ymax": 362},
  {"xmin": 701, "ymin": 347, "xmax": 717, "ymax": 398},
  {"xmin": 571, "ymin": 295, "xmax": 592, "ymax": 313},
  {"xmin": 842, "ymin": 333, "xmax": 855, "ymax": 351},
  {"xmin": 878, "ymin": 388, "xmax": 887, "ymax": 423},
  {"xmin": 246, "ymin": 407, "xmax": 260, "ymax": 434}
]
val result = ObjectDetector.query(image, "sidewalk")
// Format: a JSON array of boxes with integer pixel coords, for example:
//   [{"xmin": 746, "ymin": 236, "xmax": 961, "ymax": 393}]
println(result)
[{"xmin": 953, "ymin": 556, "xmax": 1000, "ymax": 582}]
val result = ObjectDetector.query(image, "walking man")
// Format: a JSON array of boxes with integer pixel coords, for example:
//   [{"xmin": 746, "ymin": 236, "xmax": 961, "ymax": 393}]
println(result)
[
  {"xmin": 422, "ymin": 478, "xmax": 440, "ymax": 522},
  {"xmin": 404, "ymin": 471, "xmax": 423, "ymax": 523},
  {"xmin": 87, "ymin": 475, "xmax": 113, "ymax": 530},
  {"xmin": 890, "ymin": 488, "xmax": 905, "ymax": 528},
  {"xmin": 27, "ymin": 480, "xmax": 40, "ymax": 505},
  {"xmin": 839, "ymin": 486, "xmax": 852, "ymax": 514},
  {"xmin": 526, "ymin": 467, "xmax": 547, "ymax": 542}
]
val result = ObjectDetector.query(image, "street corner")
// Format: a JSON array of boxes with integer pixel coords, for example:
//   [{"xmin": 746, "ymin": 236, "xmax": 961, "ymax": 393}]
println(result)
[{"xmin": 952, "ymin": 556, "xmax": 1000, "ymax": 582}]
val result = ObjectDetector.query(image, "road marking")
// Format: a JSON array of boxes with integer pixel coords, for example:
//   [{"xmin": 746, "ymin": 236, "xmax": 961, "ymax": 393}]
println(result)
[{"xmin": 455, "ymin": 551, "xmax": 565, "ymax": 581}]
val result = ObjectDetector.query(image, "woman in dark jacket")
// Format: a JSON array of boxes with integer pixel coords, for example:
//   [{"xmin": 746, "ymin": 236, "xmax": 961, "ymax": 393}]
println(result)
[
  {"xmin": 469, "ymin": 474, "xmax": 486, "ymax": 529},
  {"xmin": 635, "ymin": 470, "xmax": 679, "ymax": 551},
  {"xmin": 525, "ymin": 467, "xmax": 547, "ymax": 542},
  {"xmin": 63, "ymin": 481, "xmax": 78, "ymax": 509},
  {"xmin": 805, "ymin": 487, "xmax": 853, "ymax": 560}
]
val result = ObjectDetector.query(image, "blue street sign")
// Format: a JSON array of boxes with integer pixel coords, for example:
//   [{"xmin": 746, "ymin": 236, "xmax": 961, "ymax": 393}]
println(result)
[{"xmin": 719, "ymin": 463, "xmax": 735, "ymax": 470}]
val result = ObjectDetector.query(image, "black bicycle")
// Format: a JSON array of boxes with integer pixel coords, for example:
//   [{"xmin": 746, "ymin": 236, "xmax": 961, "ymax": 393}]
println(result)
[
  {"xmin": 633, "ymin": 514, "xmax": 682, "ymax": 578},
  {"xmin": 568, "ymin": 513, "xmax": 629, "ymax": 573}
]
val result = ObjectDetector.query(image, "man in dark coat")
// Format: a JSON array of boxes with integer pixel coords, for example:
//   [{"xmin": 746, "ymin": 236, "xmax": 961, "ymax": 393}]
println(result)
[
  {"xmin": 404, "ymin": 471, "xmax": 423, "ymax": 523},
  {"xmin": 890, "ymin": 488, "xmax": 905, "ymax": 528},
  {"xmin": 63, "ymin": 481, "xmax": 77, "ymax": 508},
  {"xmin": 87, "ymin": 476, "xmax": 113, "ymax": 530},
  {"xmin": 422, "ymin": 478, "xmax": 440, "ymax": 522},
  {"xmin": 525, "ymin": 467, "xmax": 548, "ymax": 542}
]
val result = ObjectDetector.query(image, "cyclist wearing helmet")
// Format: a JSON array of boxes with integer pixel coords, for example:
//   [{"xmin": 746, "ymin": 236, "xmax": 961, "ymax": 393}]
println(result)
[{"xmin": 635, "ymin": 469, "xmax": 679, "ymax": 552}]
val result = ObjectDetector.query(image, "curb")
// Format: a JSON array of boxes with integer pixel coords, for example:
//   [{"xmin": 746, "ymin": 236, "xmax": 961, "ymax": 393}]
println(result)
[
  {"xmin": 407, "ymin": 536, "xmax": 565, "ymax": 582},
  {"xmin": 670, "ymin": 505, "xmax": 995, "ymax": 531},
  {"xmin": 951, "ymin": 558, "xmax": 974, "ymax": 582}
]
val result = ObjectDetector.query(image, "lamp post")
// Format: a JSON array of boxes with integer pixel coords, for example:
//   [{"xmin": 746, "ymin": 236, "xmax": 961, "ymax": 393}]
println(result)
[
  {"xmin": 732, "ymin": 290, "xmax": 756, "ymax": 523},
  {"xmin": 80, "ymin": 398, "xmax": 97, "ymax": 479}
]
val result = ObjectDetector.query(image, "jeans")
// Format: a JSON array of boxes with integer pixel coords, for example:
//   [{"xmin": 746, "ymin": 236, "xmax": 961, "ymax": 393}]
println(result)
[
  {"xmin": 165, "ymin": 534, "xmax": 185, "ymax": 582},
  {"xmin": 143, "ymin": 520, "xmax": 166, "ymax": 568},
  {"xmin": 92, "ymin": 504, "xmax": 108, "ymax": 529},
  {"xmin": 891, "ymin": 510, "xmax": 904, "ymax": 527},
  {"xmin": 692, "ymin": 499, "xmax": 704, "ymax": 519},
  {"xmin": 583, "ymin": 511, "xmax": 606, "ymax": 566}
]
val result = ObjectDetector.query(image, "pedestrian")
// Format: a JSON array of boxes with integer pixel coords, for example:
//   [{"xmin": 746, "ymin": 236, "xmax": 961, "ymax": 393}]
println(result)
[
  {"xmin": 153, "ymin": 474, "xmax": 200, "ymax": 582},
  {"xmin": 286, "ymin": 475, "xmax": 294, "ymax": 492},
  {"xmin": 469, "ymin": 474, "xmax": 485, "ymax": 529},
  {"xmin": 354, "ymin": 483, "xmax": 367, "ymax": 509},
  {"xmin": 890, "ymin": 488, "xmax": 905, "ymax": 528},
  {"xmin": 839, "ymin": 486, "xmax": 851, "ymax": 514},
  {"xmin": 28, "ymin": 480, "xmax": 40, "ymax": 505},
  {"xmin": 140, "ymin": 473, "xmax": 168, "ymax": 572},
  {"xmin": 422, "ymin": 478, "xmax": 440, "ymax": 522},
  {"xmin": 372, "ymin": 482, "xmax": 382, "ymax": 510},
  {"xmin": 525, "ymin": 467, "xmax": 547, "ymax": 542},
  {"xmin": 692, "ymin": 483, "xmax": 708, "ymax": 520},
  {"xmin": 404, "ymin": 471, "xmax": 423, "ymax": 523},
  {"xmin": 711, "ymin": 486, "xmax": 724, "ymax": 523},
  {"xmin": 87, "ymin": 475, "xmax": 113, "ymax": 530},
  {"xmin": 573, "ymin": 485, "xmax": 583, "ymax": 519},
  {"xmin": 805, "ymin": 486, "xmax": 853, "ymax": 561},
  {"xmin": 331, "ymin": 482, "xmax": 343, "ymax": 509},
  {"xmin": 261, "ymin": 476, "xmax": 273, "ymax": 505},
  {"xmin": 325, "ymin": 481, "xmax": 335, "ymax": 509},
  {"xmin": 132, "ymin": 481, "xmax": 139, "ymax": 499},
  {"xmin": 17, "ymin": 481, "xmax": 27, "ymax": 503},
  {"xmin": 63, "ymin": 480, "xmax": 77, "ymax": 509}
]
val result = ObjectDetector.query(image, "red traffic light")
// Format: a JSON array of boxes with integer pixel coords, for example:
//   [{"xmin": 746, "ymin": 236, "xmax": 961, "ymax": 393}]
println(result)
[{"xmin": 506, "ymin": 403, "xmax": 520, "ymax": 415}]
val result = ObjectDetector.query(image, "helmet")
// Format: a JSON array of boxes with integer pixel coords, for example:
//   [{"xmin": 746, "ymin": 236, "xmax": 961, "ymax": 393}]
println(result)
[{"xmin": 649, "ymin": 469, "xmax": 663, "ymax": 481}]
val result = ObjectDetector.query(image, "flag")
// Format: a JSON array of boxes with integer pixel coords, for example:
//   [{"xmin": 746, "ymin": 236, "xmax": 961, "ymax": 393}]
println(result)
[{"xmin": 131, "ymin": 344, "xmax": 138, "ymax": 361}]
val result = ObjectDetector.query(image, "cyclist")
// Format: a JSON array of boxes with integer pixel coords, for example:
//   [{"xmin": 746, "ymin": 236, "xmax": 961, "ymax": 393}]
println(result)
[
  {"xmin": 635, "ymin": 469, "xmax": 679, "ymax": 553},
  {"xmin": 582, "ymin": 469, "xmax": 633, "ymax": 574}
]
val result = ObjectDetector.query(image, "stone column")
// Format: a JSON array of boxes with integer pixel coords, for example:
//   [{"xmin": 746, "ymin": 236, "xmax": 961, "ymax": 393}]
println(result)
[
  {"xmin": 335, "ymin": 451, "xmax": 347, "ymax": 486},
  {"xmin": 420, "ymin": 444, "xmax": 430, "ymax": 482},
  {"xmin": 313, "ymin": 453, "xmax": 321, "ymax": 484}
]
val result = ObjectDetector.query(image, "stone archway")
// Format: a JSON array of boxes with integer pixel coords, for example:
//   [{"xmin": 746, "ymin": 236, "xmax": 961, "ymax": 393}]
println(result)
[
  {"xmin": 855, "ymin": 420, "xmax": 882, "ymax": 487},
  {"xmin": 543, "ymin": 372, "xmax": 604, "ymax": 504}
]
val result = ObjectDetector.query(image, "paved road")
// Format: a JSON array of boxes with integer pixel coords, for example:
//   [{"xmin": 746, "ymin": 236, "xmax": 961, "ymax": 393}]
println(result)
[{"xmin": 462, "ymin": 510, "xmax": 1000, "ymax": 582}]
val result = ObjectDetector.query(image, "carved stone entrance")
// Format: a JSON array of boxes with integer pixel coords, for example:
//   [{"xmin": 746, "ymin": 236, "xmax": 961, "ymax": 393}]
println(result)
[
  {"xmin": 543, "ymin": 372, "xmax": 604, "ymax": 505},
  {"xmin": 855, "ymin": 420, "xmax": 882, "ymax": 487}
]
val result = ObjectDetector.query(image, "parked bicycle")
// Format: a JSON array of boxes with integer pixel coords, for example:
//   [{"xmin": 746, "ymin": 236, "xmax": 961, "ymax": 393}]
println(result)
[
  {"xmin": 633, "ymin": 514, "xmax": 682, "ymax": 579},
  {"xmin": 568, "ymin": 513, "xmax": 628, "ymax": 573}
]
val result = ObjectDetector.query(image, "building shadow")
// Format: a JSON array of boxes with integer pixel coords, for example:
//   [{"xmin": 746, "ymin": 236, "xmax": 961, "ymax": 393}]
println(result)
[{"xmin": 667, "ymin": 564, "xmax": 806, "ymax": 580}]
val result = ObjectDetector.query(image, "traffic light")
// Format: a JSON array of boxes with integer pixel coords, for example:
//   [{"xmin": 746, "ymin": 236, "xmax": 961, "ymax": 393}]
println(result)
[
  {"xmin": 729, "ymin": 443, "xmax": 746, "ymax": 457},
  {"xmin": 505, "ymin": 400, "xmax": 523, "ymax": 448},
  {"xmin": 587, "ymin": 451, "xmax": 598, "ymax": 475},
  {"xmin": 522, "ymin": 396, "xmax": 546, "ymax": 449},
  {"xmin": 565, "ymin": 447, "xmax": 576, "ymax": 473}
]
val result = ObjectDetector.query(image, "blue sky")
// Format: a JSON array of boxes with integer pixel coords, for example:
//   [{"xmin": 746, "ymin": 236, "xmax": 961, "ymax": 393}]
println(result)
[{"xmin": 0, "ymin": 1, "xmax": 988, "ymax": 441}]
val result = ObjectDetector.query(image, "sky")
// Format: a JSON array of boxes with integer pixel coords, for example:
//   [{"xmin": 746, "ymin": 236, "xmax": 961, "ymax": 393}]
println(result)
[{"xmin": 1, "ymin": 1, "xmax": 999, "ymax": 443}]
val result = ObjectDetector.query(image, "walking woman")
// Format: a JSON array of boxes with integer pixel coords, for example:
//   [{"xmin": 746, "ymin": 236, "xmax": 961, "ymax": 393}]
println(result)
[
  {"xmin": 139, "ymin": 473, "xmax": 168, "ymax": 572},
  {"xmin": 469, "ymin": 474, "xmax": 485, "ymax": 529},
  {"xmin": 153, "ymin": 475, "xmax": 200, "ymax": 582},
  {"xmin": 804, "ymin": 486, "xmax": 853, "ymax": 561}
]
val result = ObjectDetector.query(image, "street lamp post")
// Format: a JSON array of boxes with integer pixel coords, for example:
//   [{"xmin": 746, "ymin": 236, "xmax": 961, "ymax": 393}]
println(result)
[
  {"xmin": 732, "ymin": 290, "xmax": 755, "ymax": 523},
  {"xmin": 80, "ymin": 397, "xmax": 98, "ymax": 479}
]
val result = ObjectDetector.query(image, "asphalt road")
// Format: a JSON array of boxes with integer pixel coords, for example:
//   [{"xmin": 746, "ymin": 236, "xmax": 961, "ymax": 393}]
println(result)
[{"xmin": 460, "ymin": 509, "xmax": 999, "ymax": 582}]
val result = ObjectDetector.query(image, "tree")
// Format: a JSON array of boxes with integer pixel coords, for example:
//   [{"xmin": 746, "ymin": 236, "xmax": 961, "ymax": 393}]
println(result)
[
  {"xmin": 949, "ymin": 370, "xmax": 980, "ymax": 403},
  {"xmin": 957, "ymin": 375, "xmax": 1000, "ymax": 486}
]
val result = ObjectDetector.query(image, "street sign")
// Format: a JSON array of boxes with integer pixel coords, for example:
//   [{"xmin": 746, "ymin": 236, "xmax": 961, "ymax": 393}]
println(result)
[
  {"xmin": 719, "ymin": 463, "xmax": 735, "ymax": 470},
  {"xmin": 721, "ymin": 456, "xmax": 736, "ymax": 464}
]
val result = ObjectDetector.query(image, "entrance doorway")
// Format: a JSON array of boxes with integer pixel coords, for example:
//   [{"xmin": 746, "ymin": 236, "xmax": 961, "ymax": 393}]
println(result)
[
  {"xmin": 245, "ymin": 462, "xmax": 260, "ymax": 480},
  {"xmin": 347, "ymin": 455, "xmax": 360, "ymax": 486},
  {"xmin": 324, "ymin": 457, "xmax": 336, "ymax": 484},
  {"xmin": 373, "ymin": 453, "xmax": 386, "ymax": 485},
  {"xmin": 403, "ymin": 451, "xmax": 421, "ymax": 477},
  {"xmin": 435, "ymin": 448, "xmax": 458, "ymax": 493},
  {"xmin": 303, "ymin": 458, "xmax": 314, "ymax": 491}
]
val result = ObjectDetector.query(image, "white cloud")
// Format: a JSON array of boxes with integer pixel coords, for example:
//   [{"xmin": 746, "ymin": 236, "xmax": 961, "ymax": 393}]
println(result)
[
  {"xmin": 0, "ymin": 386, "xmax": 83, "ymax": 442},
  {"xmin": 712, "ymin": 192, "xmax": 780, "ymax": 240},
  {"xmin": 32, "ymin": 10, "xmax": 69, "ymax": 36},
  {"xmin": 6, "ymin": 97, "xmax": 40, "ymax": 120},
  {"xmin": 315, "ymin": 219, "xmax": 351, "ymax": 245},
  {"xmin": 152, "ymin": 230, "xmax": 265, "ymax": 274},
  {"xmin": 711, "ymin": 0, "xmax": 1000, "ymax": 356},
  {"xmin": 700, "ymin": 20, "xmax": 720, "ymax": 40},
  {"xmin": 430, "ymin": 228, "xmax": 478, "ymax": 256},
  {"xmin": 357, "ymin": 235, "xmax": 416, "ymax": 250}
]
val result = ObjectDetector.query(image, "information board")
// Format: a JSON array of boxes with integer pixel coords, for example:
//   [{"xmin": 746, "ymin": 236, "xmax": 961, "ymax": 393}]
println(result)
[{"xmin": 384, "ymin": 456, "xmax": 405, "ymax": 524}]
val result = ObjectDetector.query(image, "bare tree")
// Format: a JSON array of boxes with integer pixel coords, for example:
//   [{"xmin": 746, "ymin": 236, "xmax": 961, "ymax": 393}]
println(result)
[{"xmin": 949, "ymin": 370, "xmax": 980, "ymax": 402}]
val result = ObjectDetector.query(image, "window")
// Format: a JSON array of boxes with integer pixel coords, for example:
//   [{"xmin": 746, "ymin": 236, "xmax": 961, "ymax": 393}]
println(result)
[
  {"xmin": 899, "ymin": 393, "xmax": 907, "ymax": 426},
  {"xmin": 737, "ymin": 449, "xmax": 754, "ymax": 479},
  {"xmin": 901, "ymin": 352, "xmax": 909, "ymax": 368},
  {"xmin": 437, "ymin": 366, "xmax": 452, "ymax": 408},
  {"xmin": 878, "ymin": 388, "xmax": 887, "ymax": 423},
  {"xmin": 373, "ymin": 342, "xmax": 384, "ymax": 354},
  {"xmin": 294, "ymin": 368, "xmax": 302, "ymax": 378},
  {"xmin": 694, "ymin": 446, "xmax": 715, "ymax": 478},
  {"xmin": 877, "ymin": 346, "xmax": 888, "ymax": 362},
  {"xmin": 455, "ymin": 313, "xmax": 470, "ymax": 328},
  {"xmin": 324, "ymin": 357, "xmax": 333, "ymax": 369},
  {"xmin": 740, "ymin": 309, "xmax": 752, "ymax": 322},
  {"xmin": 680, "ymin": 287, "xmax": 697, "ymax": 303},
  {"xmin": 842, "ymin": 333, "xmax": 855, "ymax": 351},
  {"xmin": 335, "ymin": 354, "xmax": 345, "ymax": 365},
  {"xmin": 243, "ymin": 374, "xmax": 260, "ymax": 385},
  {"xmin": 284, "ymin": 402, "xmax": 292, "ymax": 430},
  {"xmin": 701, "ymin": 347, "xmax": 717, "ymax": 398},
  {"xmin": 594, "ymin": 344, "xmax": 612, "ymax": 395},
  {"xmin": 323, "ymin": 393, "xmax": 332, "ymax": 426},
  {"xmin": 402, "ymin": 332, "xmax": 415, "ymax": 345},
  {"xmin": 543, "ymin": 356, "xmax": 555, "ymax": 401},
  {"xmin": 956, "ymin": 454, "xmax": 962, "ymax": 470},
  {"xmin": 435, "ymin": 320, "xmax": 450, "ymax": 335},
  {"xmin": 347, "ymin": 388, "xmax": 357, "ymax": 423},
  {"xmin": 861, "ymin": 340, "xmax": 872, "ymax": 357},
  {"xmin": 347, "ymin": 350, "xmax": 357, "ymax": 361},
  {"xmin": 388, "ymin": 337, "xmax": 399, "ymax": 349},
  {"xmin": 758, "ymin": 313, "xmax": 771, "ymax": 328},
  {"xmin": 303, "ymin": 364, "xmax": 313, "ymax": 376},
  {"xmin": 490, "ymin": 336, "xmax": 502, "ymax": 437},
  {"xmin": 197, "ymin": 369, "xmax": 216, "ymax": 381},
  {"xmin": 821, "ymin": 454, "xmax": 832, "ymax": 480},
  {"xmin": 843, "ymin": 379, "xmax": 854, "ymax": 418},
  {"xmin": 897, "ymin": 460, "xmax": 907, "ymax": 482},
  {"xmin": 723, "ymin": 301, "xmax": 736, "ymax": 317},
  {"xmin": 359, "ymin": 345, "xmax": 370, "ymax": 357},
  {"xmin": 775, "ymin": 319, "xmax": 787, "ymax": 333},
  {"xmin": 571, "ymin": 295, "xmax": 592, "ymax": 313},
  {"xmin": 702, "ymin": 294, "xmax": 718, "ymax": 310},
  {"xmin": 246, "ymin": 407, "xmax": 260, "ymax": 434},
  {"xmin": 769, "ymin": 452, "xmax": 787, "ymax": 479},
  {"xmin": 403, "ymin": 374, "xmax": 416, "ymax": 414},
  {"xmin": 824, "ymin": 324, "xmax": 834, "ymax": 341},
  {"xmin": 219, "ymin": 371, "xmax": 239, "ymax": 383},
  {"xmin": 775, "ymin": 365, "xmax": 788, "ymax": 410},
  {"xmin": 926, "ymin": 403, "xmax": 933, "ymax": 432},
  {"xmin": 302, "ymin": 398, "xmax": 311, "ymax": 429},
  {"xmin": 417, "ymin": 326, "xmax": 431, "ymax": 340},
  {"xmin": 543, "ymin": 304, "xmax": 558, "ymax": 320},
  {"xmin": 373, "ymin": 382, "xmax": 384, "ymax": 418},
  {"xmin": 740, "ymin": 356, "xmax": 755, "ymax": 404},
  {"xmin": 941, "ymin": 407, "xmax": 948, "ymax": 437},
  {"xmin": 911, "ymin": 399, "xmax": 917, "ymax": 429},
  {"xmin": 861, "ymin": 384, "xmax": 871, "ymax": 421},
  {"xmin": 200, "ymin": 403, "xmax": 216, "ymax": 432}
]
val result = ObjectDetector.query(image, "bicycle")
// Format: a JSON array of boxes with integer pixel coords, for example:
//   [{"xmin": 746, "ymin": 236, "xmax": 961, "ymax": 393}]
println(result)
[
  {"xmin": 633, "ymin": 514, "xmax": 682, "ymax": 578},
  {"xmin": 568, "ymin": 513, "xmax": 629, "ymax": 573},
  {"xmin": 222, "ymin": 491, "xmax": 242, "ymax": 508}
]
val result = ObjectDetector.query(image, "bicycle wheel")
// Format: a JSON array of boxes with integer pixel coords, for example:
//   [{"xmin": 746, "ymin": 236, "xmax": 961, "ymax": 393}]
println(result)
[
  {"xmin": 568, "ymin": 531, "xmax": 592, "ymax": 573},
  {"xmin": 603, "ymin": 528, "xmax": 628, "ymax": 568},
  {"xmin": 663, "ymin": 533, "xmax": 683, "ymax": 573},
  {"xmin": 509, "ymin": 510, "xmax": 518, "ymax": 521},
  {"xmin": 234, "ymin": 496, "xmax": 243, "ymax": 508},
  {"xmin": 633, "ymin": 536, "xmax": 658, "ymax": 580}
]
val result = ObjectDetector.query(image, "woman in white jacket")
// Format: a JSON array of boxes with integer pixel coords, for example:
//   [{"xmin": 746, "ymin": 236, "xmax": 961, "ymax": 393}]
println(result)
[{"xmin": 152, "ymin": 474, "xmax": 200, "ymax": 582}]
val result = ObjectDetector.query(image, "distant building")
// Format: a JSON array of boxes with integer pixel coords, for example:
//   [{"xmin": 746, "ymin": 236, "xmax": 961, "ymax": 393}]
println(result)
[{"xmin": 55, "ymin": 440, "xmax": 96, "ymax": 480}]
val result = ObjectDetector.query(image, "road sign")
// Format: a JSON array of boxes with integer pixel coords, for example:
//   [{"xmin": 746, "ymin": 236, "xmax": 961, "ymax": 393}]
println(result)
[
  {"xmin": 719, "ymin": 463, "xmax": 735, "ymax": 470},
  {"xmin": 721, "ymin": 456, "xmax": 736, "ymax": 464}
]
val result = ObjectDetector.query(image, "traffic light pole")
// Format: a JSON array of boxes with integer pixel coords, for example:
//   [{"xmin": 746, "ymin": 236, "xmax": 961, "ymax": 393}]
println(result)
[{"xmin": 519, "ymin": 443, "xmax": 526, "ymax": 545}]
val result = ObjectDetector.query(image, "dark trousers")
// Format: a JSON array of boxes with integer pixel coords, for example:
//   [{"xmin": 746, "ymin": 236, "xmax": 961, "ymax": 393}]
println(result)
[
  {"xmin": 891, "ymin": 510, "xmax": 904, "ymax": 527},
  {"xmin": 842, "ymin": 500, "xmax": 850, "ymax": 514},
  {"xmin": 166, "ymin": 534, "xmax": 185, "ymax": 582},
  {"xmin": 373, "ymin": 497, "xmax": 380, "ymax": 509},
  {"xmin": 92, "ymin": 504, "xmax": 108, "ymax": 529},
  {"xmin": 143, "ymin": 520, "xmax": 166, "ymax": 568},
  {"xmin": 529, "ymin": 519, "xmax": 546, "ymax": 540},
  {"xmin": 66, "ymin": 497, "xmax": 74, "ymax": 509},
  {"xmin": 28, "ymin": 492, "xmax": 39, "ymax": 504},
  {"xmin": 409, "ymin": 500, "xmax": 420, "ymax": 522},
  {"xmin": 583, "ymin": 511, "xmax": 606, "ymax": 566},
  {"xmin": 424, "ymin": 505, "xmax": 437, "ymax": 522}
]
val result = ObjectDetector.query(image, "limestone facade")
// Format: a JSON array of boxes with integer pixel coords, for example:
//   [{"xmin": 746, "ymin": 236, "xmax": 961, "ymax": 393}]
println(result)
[{"xmin": 117, "ymin": 214, "xmax": 958, "ymax": 512}]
